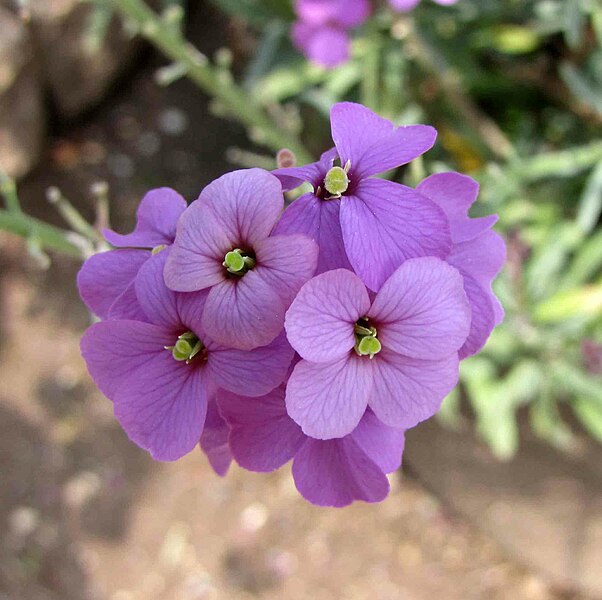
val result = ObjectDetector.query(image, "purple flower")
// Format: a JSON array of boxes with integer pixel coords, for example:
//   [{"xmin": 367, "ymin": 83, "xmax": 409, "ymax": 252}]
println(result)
[
  {"xmin": 80, "ymin": 250, "xmax": 294, "ymax": 461},
  {"xmin": 389, "ymin": 0, "xmax": 458, "ymax": 11},
  {"xmin": 284, "ymin": 258, "xmax": 471, "ymax": 439},
  {"xmin": 292, "ymin": 0, "xmax": 370, "ymax": 68},
  {"xmin": 273, "ymin": 102, "xmax": 451, "ymax": 291},
  {"xmin": 77, "ymin": 188, "xmax": 186, "ymax": 320},
  {"xmin": 199, "ymin": 399, "xmax": 232, "ymax": 476},
  {"xmin": 165, "ymin": 169, "xmax": 318, "ymax": 351},
  {"xmin": 217, "ymin": 387, "xmax": 405, "ymax": 507},
  {"xmin": 416, "ymin": 173, "xmax": 506, "ymax": 358}
]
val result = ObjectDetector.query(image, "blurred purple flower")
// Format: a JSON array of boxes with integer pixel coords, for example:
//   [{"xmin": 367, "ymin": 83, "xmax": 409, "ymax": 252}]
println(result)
[
  {"xmin": 80, "ymin": 250, "xmax": 293, "ymax": 461},
  {"xmin": 292, "ymin": 0, "xmax": 371, "ymax": 68},
  {"xmin": 77, "ymin": 187, "xmax": 186, "ymax": 320},
  {"xmin": 218, "ymin": 386, "xmax": 405, "ymax": 507},
  {"xmin": 389, "ymin": 0, "xmax": 458, "ymax": 11},
  {"xmin": 273, "ymin": 102, "xmax": 450, "ymax": 291},
  {"xmin": 284, "ymin": 258, "xmax": 470, "ymax": 439},
  {"xmin": 165, "ymin": 169, "xmax": 318, "ymax": 351},
  {"xmin": 417, "ymin": 173, "xmax": 505, "ymax": 358}
]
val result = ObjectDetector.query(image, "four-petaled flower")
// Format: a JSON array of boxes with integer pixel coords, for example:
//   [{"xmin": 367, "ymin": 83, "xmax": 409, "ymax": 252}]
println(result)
[
  {"xmin": 165, "ymin": 168, "xmax": 319, "ymax": 351},
  {"xmin": 81, "ymin": 250, "xmax": 293, "ymax": 461},
  {"xmin": 285, "ymin": 257, "xmax": 471, "ymax": 438},
  {"xmin": 273, "ymin": 102, "xmax": 451, "ymax": 291}
]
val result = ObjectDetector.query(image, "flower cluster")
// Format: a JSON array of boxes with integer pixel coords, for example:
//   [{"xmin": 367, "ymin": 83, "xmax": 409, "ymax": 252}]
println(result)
[
  {"xmin": 78, "ymin": 102, "xmax": 504, "ymax": 507},
  {"xmin": 293, "ymin": 0, "xmax": 459, "ymax": 67}
]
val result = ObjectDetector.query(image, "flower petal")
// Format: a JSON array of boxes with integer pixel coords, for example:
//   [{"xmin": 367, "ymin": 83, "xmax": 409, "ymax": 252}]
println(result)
[
  {"xmin": 286, "ymin": 354, "xmax": 373, "ymax": 439},
  {"xmin": 208, "ymin": 331, "xmax": 294, "ymax": 397},
  {"xmin": 164, "ymin": 204, "xmax": 231, "ymax": 292},
  {"xmin": 293, "ymin": 23, "xmax": 350, "ymax": 68},
  {"xmin": 80, "ymin": 320, "xmax": 174, "ymax": 400},
  {"xmin": 292, "ymin": 437, "xmax": 390, "ymax": 507},
  {"xmin": 104, "ymin": 188, "xmax": 186, "ymax": 248},
  {"xmin": 369, "ymin": 257, "xmax": 471, "ymax": 360},
  {"xmin": 349, "ymin": 410, "xmax": 405, "ymax": 474},
  {"xmin": 253, "ymin": 234, "xmax": 318, "ymax": 305},
  {"xmin": 331, "ymin": 102, "xmax": 437, "ymax": 177},
  {"xmin": 340, "ymin": 178, "xmax": 452, "ymax": 291},
  {"xmin": 389, "ymin": 0, "xmax": 421, "ymax": 11},
  {"xmin": 369, "ymin": 348, "xmax": 459, "ymax": 429},
  {"xmin": 458, "ymin": 274, "xmax": 496, "ymax": 360},
  {"xmin": 77, "ymin": 249, "xmax": 149, "ymax": 319},
  {"xmin": 202, "ymin": 274, "xmax": 286, "ymax": 351},
  {"xmin": 417, "ymin": 172, "xmax": 497, "ymax": 243},
  {"xmin": 107, "ymin": 281, "xmax": 149, "ymax": 322},
  {"xmin": 199, "ymin": 399, "xmax": 232, "ymax": 476},
  {"xmin": 285, "ymin": 269, "xmax": 370, "ymax": 363},
  {"xmin": 273, "ymin": 193, "xmax": 352, "ymax": 275},
  {"xmin": 218, "ymin": 387, "xmax": 305, "ymax": 472},
  {"xmin": 273, "ymin": 148, "xmax": 336, "ymax": 192},
  {"xmin": 113, "ymin": 354, "xmax": 208, "ymax": 461},
  {"xmin": 199, "ymin": 168, "xmax": 283, "ymax": 246}
]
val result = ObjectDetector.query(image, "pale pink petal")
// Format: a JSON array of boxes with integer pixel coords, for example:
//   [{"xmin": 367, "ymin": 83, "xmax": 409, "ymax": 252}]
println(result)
[
  {"xmin": 369, "ymin": 257, "xmax": 471, "ymax": 360},
  {"xmin": 285, "ymin": 269, "xmax": 370, "ymax": 363},
  {"xmin": 286, "ymin": 354, "xmax": 373, "ymax": 439}
]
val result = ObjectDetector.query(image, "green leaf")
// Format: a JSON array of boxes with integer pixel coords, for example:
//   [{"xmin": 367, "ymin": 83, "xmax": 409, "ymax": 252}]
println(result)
[
  {"xmin": 552, "ymin": 362, "xmax": 602, "ymax": 403},
  {"xmin": 533, "ymin": 284, "xmax": 602, "ymax": 323},
  {"xmin": 561, "ymin": 230, "xmax": 602, "ymax": 288},
  {"xmin": 576, "ymin": 161, "xmax": 602, "ymax": 234},
  {"xmin": 573, "ymin": 396, "xmax": 602, "ymax": 443}
]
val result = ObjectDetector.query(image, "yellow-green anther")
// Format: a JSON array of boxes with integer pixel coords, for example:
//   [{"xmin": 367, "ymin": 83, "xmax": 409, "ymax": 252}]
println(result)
[
  {"xmin": 356, "ymin": 336, "xmax": 382, "ymax": 358},
  {"xmin": 173, "ymin": 338, "xmax": 193, "ymax": 361},
  {"xmin": 223, "ymin": 248, "xmax": 255, "ymax": 275},
  {"xmin": 152, "ymin": 244, "xmax": 167, "ymax": 255},
  {"xmin": 168, "ymin": 331, "xmax": 205, "ymax": 362},
  {"xmin": 324, "ymin": 166, "xmax": 349, "ymax": 197}
]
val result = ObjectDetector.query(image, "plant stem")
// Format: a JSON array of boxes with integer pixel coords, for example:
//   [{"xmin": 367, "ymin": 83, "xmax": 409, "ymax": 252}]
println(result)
[
  {"xmin": 106, "ymin": 0, "xmax": 313, "ymax": 164},
  {"xmin": 0, "ymin": 209, "xmax": 83, "ymax": 257}
]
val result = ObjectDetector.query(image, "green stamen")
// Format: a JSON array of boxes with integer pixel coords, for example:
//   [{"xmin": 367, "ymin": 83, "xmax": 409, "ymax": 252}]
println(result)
[
  {"xmin": 354, "ymin": 318, "xmax": 382, "ymax": 359},
  {"xmin": 324, "ymin": 165, "xmax": 350, "ymax": 197},
  {"xmin": 223, "ymin": 248, "xmax": 255, "ymax": 275},
  {"xmin": 152, "ymin": 244, "xmax": 167, "ymax": 255},
  {"xmin": 166, "ymin": 331, "xmax": 205, "ymax": 363}
]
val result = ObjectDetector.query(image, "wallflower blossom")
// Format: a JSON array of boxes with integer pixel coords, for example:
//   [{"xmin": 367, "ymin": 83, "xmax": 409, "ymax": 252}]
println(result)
[
  {"xmin": 218, "ymin": 387, "xmax": 405, "ymax": 507},
  {"xmin": 273, "ymin": 102, "xmax": 450, "ymax": 291},
  {"xmin": 80, "ymin": 250, "xmax": 293, "ymax": 461},
  {"xmin": 77, "ymin": 187, "xmax": 186, "ymax": 320},
  {"xmin": 285, "ymin": 258, "xmax": 470, "ymax": 439},
  {"xmin": 292, "ymin": 0, "xmax": 371, "ymax": 68},
  {"xmin": 165, "ymin": 169, "xmax": 318, "ymax": 351},
  {"xmin": 389, "ymin": 0, "xmax": 458, "ymax": 11},
  {"xmin": 200, "ymin": 399, "xmax": 232, "ymax": 476},
  {"xmin": 416, "ymin": 173, "xmax": 505, "ymax": 358}
]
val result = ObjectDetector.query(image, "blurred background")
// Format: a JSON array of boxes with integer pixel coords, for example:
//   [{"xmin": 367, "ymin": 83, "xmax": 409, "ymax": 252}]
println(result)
[{"xmin": 0, "ymin": 0, "xmax": 601, "ymax": 598}]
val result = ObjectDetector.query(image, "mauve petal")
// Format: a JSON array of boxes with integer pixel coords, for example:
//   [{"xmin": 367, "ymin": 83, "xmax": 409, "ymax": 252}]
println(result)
[
  {"xmin": 208, "ymin": 331, "xmax": 294, "ymax": 397},
  {"xmin": 199, "ymin": 399, "xmax": 232, "ymax": 476},
  {"xmin": 459, "ymin": 274, "xmax": 496, "ymax": 360},
  {"xmin": 273, "ymin": 193, "xmax": 352, "ymax": 275},
  {"xmin": 202, "ymin": 274, "xmax": 286, "ymax": 351},
  {"xmin": 340, "ymin": 178, "xmax": 451, "ymax": 291},
  {"xmin": 369, "ymin": 348, "xmax": 459, "ymax": 429},
  {"xmin": 218, "ymin": 387, "xmax": 305, "ymax": 472},
  {"xmin": 331, "ymin": 102, "xmax": 437, "ymax": 177},
  {"xmin": 285, "ymin": 269, "xmax": 370, "ymax": 363},
  {"xmin": 417, "ymin": 173, "xmax": 497, "ymax": 243},
  {"xmin": 104, "ymin": 188, "xmax": 186, "ymax": 248},
  {"xmin": 80, "ymin": 320, "xmax": 174, "ymax": 400},
  {"xmin": 286, "ymin": 354, "xmax": 373, "ymax": 439},
  {"xmin": 107, "ymin": 281, "xmax": 149, "ymax": 322},
  {"xmin": 369, "ymin": 257, "xmax": 471, "ymax": 360},
  {"xmin": 297, "ymin": 25, "xmax": 350, "ymax": 68},
  {"xmin": 389, "ymin": 0, "xmax": 421, "ymax": 11},
  {"xmin": 295, "ymin": 0, "xmax": 369, "ymax": 27},
  {"xmin": 113, "ymin": 355, "xmax": 208, "ymax": 461},
  {"xmin": 77, "ymin": 249, "xmax": 149, "ymax": 319},
  {"xmin": 253, "ymin": 234, "xmax": 318, "ymax": 305},
  {"xmin": 176, "ymin": 291, "xmax": 209, "ymax": 336},
  {"xmin": 198, "ymin": 169, "xmax": 283, "ymax": 246},
  {"xmin": 164, "ymin": 204, "xmax": 231, "ymax": 292},
  {"xmin": 335, "ymin": 0, "xmax": 371, "ymax": 27},
  {"xmin": 350, "ymin": 410, "xmax": 405, "ymax": 474},
  {"xmin": 292, "ymin": 437, "xmax": 390, "ymax": 507},
  {"xmin": 273, "ymin": 147, "xmax": 337, "ymax": 191}
]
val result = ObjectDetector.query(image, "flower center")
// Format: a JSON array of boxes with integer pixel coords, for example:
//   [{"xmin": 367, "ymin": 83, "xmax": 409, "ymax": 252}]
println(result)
[
  {"xmin": 223, "ymin": 248, "xmax": 255, "ymax": 276},
  {"xmin": 354, "ymin": 317, "xmax": 381, "ymax": 359},
  {"xmin": 165, "ymin": 331, "xmax": 206, "ymax": 364},
  {"xmin": 323, "ymin": 160, "xmax": 351, "ymax": 198}
]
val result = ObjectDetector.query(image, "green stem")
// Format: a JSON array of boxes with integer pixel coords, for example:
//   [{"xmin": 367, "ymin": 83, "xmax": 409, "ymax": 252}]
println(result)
[
  {"xmin": 107, "ymin": 0, "xmax": 313, "ymax": 164},
  {"xmin": 0, "ymin": 209, "xmax": 83, "ymax": 257}
]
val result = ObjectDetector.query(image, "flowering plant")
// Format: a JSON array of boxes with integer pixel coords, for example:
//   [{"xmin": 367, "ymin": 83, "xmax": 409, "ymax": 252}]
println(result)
[{"xmin": 77, "ymin": 102, "xmax": 504, "ymax": 506}]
